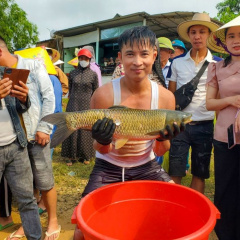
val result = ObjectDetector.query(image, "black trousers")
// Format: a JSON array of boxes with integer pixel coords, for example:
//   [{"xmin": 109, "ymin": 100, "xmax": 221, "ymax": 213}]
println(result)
[
  {"xmin": 0, "ymin": 175, "xmax": 12, "ymax": 217},
  {"xmin": 213, "ymin": 140, "xmax": 240, "ymax": 240}
]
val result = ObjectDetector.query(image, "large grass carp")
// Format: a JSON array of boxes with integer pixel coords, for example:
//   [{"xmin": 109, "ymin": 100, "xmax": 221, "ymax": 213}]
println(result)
[{"xmin": 42, "ymin": 106, "xmax": 192, "ymax": 149}]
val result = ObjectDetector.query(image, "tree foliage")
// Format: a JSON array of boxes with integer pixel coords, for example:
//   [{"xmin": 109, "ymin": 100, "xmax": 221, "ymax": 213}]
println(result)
[
  {"xmin": 216, "ymin": 0, "xmax": 240, "ymax": 23},
  {"xmin": 0, "ymin": 0, "xmax": 39, "ymax": 52}
]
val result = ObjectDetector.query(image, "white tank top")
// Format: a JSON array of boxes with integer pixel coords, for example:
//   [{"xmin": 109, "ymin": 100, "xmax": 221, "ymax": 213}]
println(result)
[{"xmin": 96, "ymin": 77, "xmax": 159, "ymax": 167}]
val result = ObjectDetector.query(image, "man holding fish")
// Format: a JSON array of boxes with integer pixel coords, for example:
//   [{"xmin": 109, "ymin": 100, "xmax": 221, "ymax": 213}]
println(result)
[{"xmin": 58, "ymin": 26, "xmax": 190, "ymax": 239}]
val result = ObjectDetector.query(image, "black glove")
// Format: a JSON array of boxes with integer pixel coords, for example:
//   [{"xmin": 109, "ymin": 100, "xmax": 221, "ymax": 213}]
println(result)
[
  {"xmin": 156, "ymin": 122, "xmax": 186, "ymax": 141},
  {"xmin": 92, "ymin": 117, "xmax": 116, "ymax": 145}
]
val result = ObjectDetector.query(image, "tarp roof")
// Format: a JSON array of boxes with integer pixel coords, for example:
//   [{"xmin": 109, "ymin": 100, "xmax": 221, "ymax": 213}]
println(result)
[{"xmin": 54, "ymin": 11, "xmax": 223, "ymax": 41}]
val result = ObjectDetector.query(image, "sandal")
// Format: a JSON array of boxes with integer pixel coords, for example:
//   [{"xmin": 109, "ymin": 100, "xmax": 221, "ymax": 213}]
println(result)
[
  {"xmin": 4, "ymin": 230, "xmax": 25, "ymax": 240},
  {"xmin": 45, "ymin": 225, "xmax": 61, "ymax": 240},
  {"xmin": 66, "ymin": 160, "xmax": 73, "ymax": 166},
  {"xmin": 0, "ymin": 221, "xmax": 14, "ymax": 231}
]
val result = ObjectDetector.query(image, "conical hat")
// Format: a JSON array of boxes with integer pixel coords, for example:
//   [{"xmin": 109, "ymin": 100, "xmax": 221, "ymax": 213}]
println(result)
[
  {"xmin": 54, "ymin": 59, "xmax": 64, "ymax": 66},
  {"xmin": 207, "ymin": 15, "xmax": 240, "ymax": 54},
  {"xmin": 68, "ymin": 57, "xmax": 78, "ymax": 67},
  {"xmin": 15, "ymin": 47, "xmax": 57, "ymax": 75}
]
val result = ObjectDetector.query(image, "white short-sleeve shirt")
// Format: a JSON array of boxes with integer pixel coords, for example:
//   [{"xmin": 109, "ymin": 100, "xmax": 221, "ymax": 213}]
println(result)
[{"xmin": 167, "ymin": 49, "xmax": 215, "ymax": 121}]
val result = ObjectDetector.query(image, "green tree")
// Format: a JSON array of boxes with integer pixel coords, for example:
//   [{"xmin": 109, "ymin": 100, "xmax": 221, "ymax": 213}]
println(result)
[
  {"xmin": 216, "ymin": 0, "xmax": 240, "ymax": 23},
  {"xmin": 0, "ymin": 0, "xmax": 39, "ymax": 52}
]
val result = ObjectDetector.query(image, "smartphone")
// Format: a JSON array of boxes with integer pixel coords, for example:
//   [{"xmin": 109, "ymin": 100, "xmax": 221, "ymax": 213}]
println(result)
[
  {"xmin": 227, "ymin": 123, "xmax": 240, "ymax": 149},
  {"xmin": 228, "ymin": 124, "xmax": 235, "ymax": 149},
  {"xmin": 3, "ymin": 68, "xmax": 30, "ymax": 89}
]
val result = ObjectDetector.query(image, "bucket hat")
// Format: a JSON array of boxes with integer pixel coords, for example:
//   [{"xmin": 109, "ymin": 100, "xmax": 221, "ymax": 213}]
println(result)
[
  {"xmin": 207, "ymin": 15, "xmax": 240, "ymax": 54},
  {"xmin": 158, "ymin": 37, "xmax": 175, "ymax": 53},
  {"xmin": 45, "ymin": 47, "xmax": 60, "ymax": 63},
  {"xmin": 178, "ymin": 13, "xmax": 219, "ymax": 42},
  {"xmin": 171, "ymin": 39, "xmax": 187, "ymax": 52},
  {"xmin": 77, "ymin": 48, "xmax": 92, "ymax": 58}
]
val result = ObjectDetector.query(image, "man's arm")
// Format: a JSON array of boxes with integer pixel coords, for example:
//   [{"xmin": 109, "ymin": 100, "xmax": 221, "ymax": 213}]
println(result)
[
  {"xmin": 91, "ymin": 83, "xmax": 115, "ymax": 153},
  {"xmin": 34, "ymin": 61, "xmax": 55, "ymax": 146},
  {"xmin": 168, "ymin": 81, "xmax": 177, "ymax": 93}
]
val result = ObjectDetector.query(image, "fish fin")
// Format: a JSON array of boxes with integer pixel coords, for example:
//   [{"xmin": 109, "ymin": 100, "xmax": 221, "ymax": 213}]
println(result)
[
  {"xmin": 115, "ymin": 138, "xmax": 129, "ymax": 149},
  {"xmin": 146, "ymin": 131, "xmax": 161, "ymax": 136},
  {"xmin": 42, "ymin": 113, "xmax": 75, "ymax": 148},
  {"xmin": 42, "ymin": 112, "xmax": 68, "ymax": 125},
  {"xmin": 108, "ymin": 105, "xmax": 128, "ymax": 109}
]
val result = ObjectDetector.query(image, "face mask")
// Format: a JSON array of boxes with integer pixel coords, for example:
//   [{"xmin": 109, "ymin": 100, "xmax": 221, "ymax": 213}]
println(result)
[{"xmin": 79, "ymin": 60, "xmax": 89, "ymax": 68}]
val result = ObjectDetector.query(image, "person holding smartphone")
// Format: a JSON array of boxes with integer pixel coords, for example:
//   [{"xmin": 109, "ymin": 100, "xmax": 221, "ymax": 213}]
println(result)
[
  {"xmin": 0, "ymin": 60, "xmax": 42, "ymax": 238},
  {"xmin": 206, "ymin": 16, "xmax": 240, "ymax": 239}
]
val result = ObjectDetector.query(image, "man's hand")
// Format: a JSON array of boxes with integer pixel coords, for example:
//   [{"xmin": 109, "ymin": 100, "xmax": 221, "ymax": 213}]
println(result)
[
  {"xmin": 35, "ymin": 131, "xmax": 50, "ymax": 147},
  {"xmin": 10, "ymin": 80, "xmax": 29, "ymax": 103},
  {"xmin": 157, "ymin": 122, "xmax": 186, "ymax": 141},
  {"xmin": 0, "ymin": 78, "xmax": 12, "ymax": 99},
  {"xmin": 92, "ymin": 117, "xmax": 116, "ymax": 145}
]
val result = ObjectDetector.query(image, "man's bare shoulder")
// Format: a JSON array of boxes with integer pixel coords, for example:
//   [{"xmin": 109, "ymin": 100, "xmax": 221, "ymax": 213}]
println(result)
[
  {"xmin": 91, "ymin": 82, "xmax": 113, "ymax": 109},
  {"xmin": 158, "ymin": 85, "xmax": 175, "ymax": 110}
]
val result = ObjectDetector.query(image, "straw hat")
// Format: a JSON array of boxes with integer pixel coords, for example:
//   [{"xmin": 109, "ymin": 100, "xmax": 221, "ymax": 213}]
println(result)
[
  {"xmin": 178, "ymin": 13, "xmax": 219, "ymax": 42},
  {"xmin": 54, "ymin": 59, "xmax": 64, "ymax": 66},
  {"xmin": 67, "ymin": 57, "xmax": 78, "ymax": 67},
  {"xmin": 46, "ymin": 47, "xmax": 60, "ymax": 63},
  {"xmin": 207, "ymin": 15, "xmax": 240, "ymax": 54},
  {"xmin": 158, "ymin": 37, "xmax": 175, "ymax": 53}
]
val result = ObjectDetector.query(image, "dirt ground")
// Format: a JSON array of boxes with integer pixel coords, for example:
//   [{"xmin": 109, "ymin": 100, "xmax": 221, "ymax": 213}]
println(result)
[{"xmin": 0, "ymin": 186, "xmax": 78, "ymax": 240}]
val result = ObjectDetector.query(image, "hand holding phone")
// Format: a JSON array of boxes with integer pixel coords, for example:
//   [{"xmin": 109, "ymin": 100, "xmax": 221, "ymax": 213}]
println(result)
[{"xmin": 3, "ymin": 68, "xmax": 30, "ymax": 90}]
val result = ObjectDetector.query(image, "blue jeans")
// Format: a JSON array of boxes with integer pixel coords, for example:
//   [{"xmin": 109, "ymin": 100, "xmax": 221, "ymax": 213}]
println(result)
[
  {"xmin": 0, "ymin": 140, "xmax": 41, "ymax": 240},
  {"xmin": 28, "ymin": 143, "xmax": 54, "ymax": 191}
]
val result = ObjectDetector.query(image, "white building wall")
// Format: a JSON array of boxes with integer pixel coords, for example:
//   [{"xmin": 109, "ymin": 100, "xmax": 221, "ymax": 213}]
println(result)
[{"xmin": 63, "ymin": 30, "xmax": 99, "ymax": 48}]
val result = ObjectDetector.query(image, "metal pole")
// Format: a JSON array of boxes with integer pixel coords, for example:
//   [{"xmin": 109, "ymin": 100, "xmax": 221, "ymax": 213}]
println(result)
[{"xmin": 96, "ymin": 28, "xmax": 100, "ymax": 64}]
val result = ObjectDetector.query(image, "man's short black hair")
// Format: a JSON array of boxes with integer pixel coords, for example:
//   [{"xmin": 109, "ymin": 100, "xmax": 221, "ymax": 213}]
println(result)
[{"xmin": 118, "ymin": 26, "xmax": 156, "ymax": 51}]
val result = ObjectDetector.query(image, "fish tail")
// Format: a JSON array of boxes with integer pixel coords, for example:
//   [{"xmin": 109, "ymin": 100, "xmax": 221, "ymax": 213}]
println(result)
[{"xmin": 42, "ymin": 112, "xmax": 75, "ymax": 148}]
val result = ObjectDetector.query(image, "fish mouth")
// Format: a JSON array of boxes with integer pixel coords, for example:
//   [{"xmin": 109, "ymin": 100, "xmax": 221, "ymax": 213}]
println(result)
[{"xmin": 182, "ymin": 114, "xmax": 192, "ymax": 124}]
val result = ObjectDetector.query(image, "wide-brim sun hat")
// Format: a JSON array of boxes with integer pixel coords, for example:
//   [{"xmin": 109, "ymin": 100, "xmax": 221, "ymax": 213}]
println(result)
[
  {"xmin": 178, "ymin": 13, "xmax": 219, "ymax": 42},
  {"xmin": 207, "ymin": 15, "xmax": 240, "ymax": 54},
  {"xmin": 158, "ymin": 37, "xmax": 175, "ymax": 53},
  {"xmin": 45, "ymin": 47, "xmax": 60, "ymax": 63}
]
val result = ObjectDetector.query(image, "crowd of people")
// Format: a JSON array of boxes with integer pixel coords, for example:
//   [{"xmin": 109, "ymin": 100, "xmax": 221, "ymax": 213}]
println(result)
[{"xmin": 0, "ymin": 12, "xmax": 240, "ymax": 240}]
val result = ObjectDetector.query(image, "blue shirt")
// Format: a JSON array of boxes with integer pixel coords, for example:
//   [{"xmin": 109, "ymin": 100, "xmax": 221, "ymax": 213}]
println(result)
[{"xmin": 49, "ymin": 75, "xmax": 62, "ymax": 137}]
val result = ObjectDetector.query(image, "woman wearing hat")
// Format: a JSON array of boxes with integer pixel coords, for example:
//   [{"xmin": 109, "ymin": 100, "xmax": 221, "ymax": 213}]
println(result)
[
  {"xmin": 61, "ymin": 48, "xmax": 99, "ymax": 166},
  {"xmin": 167, "ymin": 13, "xmax": 219, "ymax": 194},
  {"xmin": 206, "ymin": 16, "xmax": 240, "ymax": 239}
]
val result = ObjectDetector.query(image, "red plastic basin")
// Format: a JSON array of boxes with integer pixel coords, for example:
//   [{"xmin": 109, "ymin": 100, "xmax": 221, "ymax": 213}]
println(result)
[{"xmin": 72, "ymin": 180, "xmax": 220, "ymax": 240}]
